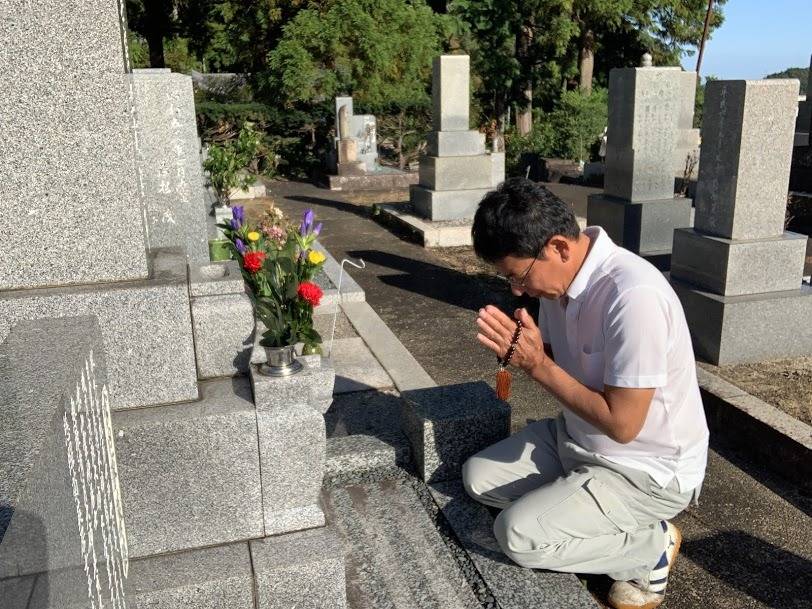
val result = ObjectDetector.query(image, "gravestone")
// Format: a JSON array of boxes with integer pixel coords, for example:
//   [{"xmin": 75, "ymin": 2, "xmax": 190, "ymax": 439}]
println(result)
[
  {"xmin": 670, "ymin": 79, "xmax": 812, "ymax": 364},
  {"xmin": 0, "ymin": 0, "xmax": 199, "ymax": 409},
  {"xmin": 0, "ymin": 317, "xmax": 128, "ymax": 609},
  {"xmin": 587, "ymin": 66, "xmax": 693, "ymax": 259},
  {"xmin": 333, "ymin": 96, "xmax": 378, "ymax": 171},
  {"xmin": 411, "ymin": 55, "xmax": 503, "ymax": 222},
  {"xmin": 131, "ymin": 68, "xmax": 210, "ymax": 266}
]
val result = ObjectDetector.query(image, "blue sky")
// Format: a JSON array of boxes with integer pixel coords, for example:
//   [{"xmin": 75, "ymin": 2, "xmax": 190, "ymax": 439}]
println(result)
[{"xmin": 681, "ymin": 0, "xmax": 812, "ymax": 79}]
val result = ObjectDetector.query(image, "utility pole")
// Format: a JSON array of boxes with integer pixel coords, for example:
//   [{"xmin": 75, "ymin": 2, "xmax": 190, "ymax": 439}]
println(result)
[{"xmin": 695, "ymin": 0, "xmax": 714, "ymax": 76}]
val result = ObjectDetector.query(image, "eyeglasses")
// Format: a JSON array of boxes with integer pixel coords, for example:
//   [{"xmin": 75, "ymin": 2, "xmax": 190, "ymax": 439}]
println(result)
[{"xmin": 497, "ymin": 253, "xmax": 540, "ymax": 288}]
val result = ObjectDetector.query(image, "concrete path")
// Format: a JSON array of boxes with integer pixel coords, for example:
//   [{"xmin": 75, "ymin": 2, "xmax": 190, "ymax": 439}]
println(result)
[{"xmin": 270, "ymin": 179, "xmax": 812, "ymax": 609}]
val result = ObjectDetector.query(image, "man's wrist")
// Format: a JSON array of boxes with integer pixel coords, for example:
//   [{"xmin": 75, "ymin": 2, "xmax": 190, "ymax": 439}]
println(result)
[{"xmin": 527, "ymin": 352, "xmax": 554, "ymax": 381}]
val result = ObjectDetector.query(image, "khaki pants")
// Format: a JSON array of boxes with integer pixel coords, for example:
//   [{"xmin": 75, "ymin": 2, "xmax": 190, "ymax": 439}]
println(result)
[{"xmin": 462, "ymin": 416, "xmax": 696, "ymax": 582}]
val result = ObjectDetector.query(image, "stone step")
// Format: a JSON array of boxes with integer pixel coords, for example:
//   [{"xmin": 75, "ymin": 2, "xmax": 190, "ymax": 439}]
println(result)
[
  {"xmin": 325, "ymin": 434, "xmax": 411, "ymax": 487},
  {"xmin": 126, "ymin": 542, "xmax": 255, "ymax": 609},
  {"xmin": 324, "ymin": 389, "xmax": 413, "ymax": 486},
  {"xmin": 429, "ymin": 480, "xmax": 599, "ymax": 609}
]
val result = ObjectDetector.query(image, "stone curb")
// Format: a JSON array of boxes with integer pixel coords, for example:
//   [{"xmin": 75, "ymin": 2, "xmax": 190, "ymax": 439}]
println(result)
[
  {"xmin": 695, "ymin": 365, "xmax": 811, "ymax": 492},
  {"xmin": 341, "ymin": 301, "xmax": 437, "ymax": 393}
]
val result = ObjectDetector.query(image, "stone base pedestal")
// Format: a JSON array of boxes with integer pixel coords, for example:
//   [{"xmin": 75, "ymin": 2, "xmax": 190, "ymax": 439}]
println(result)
[
  {"xmin": 190, "ymin": 261, "xmax": 254, "ymax": 378},
  {"xmin": 0, "ymin": 249, "xmax": 199, "ymax": 410},
  {"xmin": 113, "ymin": 377, "xmax": 264, "ymax": 558},
  {"xmin": 410, "ymin": 184, "xmax": 491, "ymax": 221},
  {"xmin": 670, "ymin": 276, "xmax": 812, "ymax": 364},
  {"xmin": 671, "ymin": 229, "xmax": 807, "ymax": 296},
  {"xmin": 401, "ymin": 382, "xmax": 510, "ymax": 483},
  {"xmin": 587, "ymin": 193, "xmax": 692, "ymax": 255},
  {"xmin": 337, "ymin": 161, "xmax": 366, "ymax": 176},
  {"xmin": 250, "ymin": 528, "xmax": 347, "ymax": 609},
  {"xmin": 126, "ymin": 543, "xmax": 255, "ymax": 609},
  {"xmin": 427, "ymin": 130, "xmax": 485, "ymax": 156},
  {"xmin": 327, "ymin": 169, "xmax": 418, "ymax": 191},
  {"xmin": 376, "ymin": 203, "xmax": 474, "ymax": 247},
  {"xmin": 251, "ymin": 357, "xmax": 334, "ymax": 535}
]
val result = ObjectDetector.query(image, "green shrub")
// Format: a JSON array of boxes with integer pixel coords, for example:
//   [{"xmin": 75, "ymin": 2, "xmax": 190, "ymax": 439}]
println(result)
[{"xmin": 546, "ymin": 87, "xmax": 608, "ymax": 162}]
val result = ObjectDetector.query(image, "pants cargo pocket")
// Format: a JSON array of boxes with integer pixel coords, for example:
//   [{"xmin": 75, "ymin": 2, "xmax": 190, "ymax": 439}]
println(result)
[{"xmin": 583, "ymin": 477, "xmax": 639, "ymax": 534}]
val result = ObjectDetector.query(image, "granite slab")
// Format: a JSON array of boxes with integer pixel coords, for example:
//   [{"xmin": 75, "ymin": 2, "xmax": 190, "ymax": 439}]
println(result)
[{"xmin": 429, "ymin": 480, "xmax": 599, "ymax": 609}]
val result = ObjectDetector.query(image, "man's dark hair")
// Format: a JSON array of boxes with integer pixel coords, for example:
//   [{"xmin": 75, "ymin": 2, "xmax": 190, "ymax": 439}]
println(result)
[{"xmin": 471, "ymin": 177, "xmax": 580, "ymax": 263}]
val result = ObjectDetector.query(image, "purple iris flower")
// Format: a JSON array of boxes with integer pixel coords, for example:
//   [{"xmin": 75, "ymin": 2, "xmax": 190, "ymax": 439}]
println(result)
[
  {"xmin": 235, "ymin": 238, "xmax": 246, "ymax": 254},
  {"xmin": 299, "ymin": 209, "xmax": 315, "ymax": 236},
  {"xmin": 313, "ymin": 222, "xmax": 323, "ymax": 236},
  {"xmin": 232, "ymin": 205, "xmax": 245, "ymax": 222},
  {"xmin": 230, "ymin": 218, "xmax": 241, "ymax": 230}
]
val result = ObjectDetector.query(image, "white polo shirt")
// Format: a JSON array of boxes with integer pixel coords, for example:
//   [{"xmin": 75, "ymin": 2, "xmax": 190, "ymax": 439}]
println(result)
[{"xmin": 538, "ymin": 226, "xmax": 709, "ymax": 492}]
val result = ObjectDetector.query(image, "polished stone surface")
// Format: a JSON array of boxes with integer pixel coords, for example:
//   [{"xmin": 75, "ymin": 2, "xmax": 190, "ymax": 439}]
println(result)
[
  {"xmin": 113, "ymin": 377, "xmax": 264, "ymax": 557},
  {"xmin": 132, "ymin": 69, "xmax": 210, "ymax": 265},
  {"xmin": 419, "ymin": 155, "xmax": 494, "ymax": 191},
  {"xmin": 330, "ymin": 337, "xmax": 394, "ymax": 394},
  {"xmin": 587, "ymin": 193, "xmax": 692, "ymax": 254},
  {"xmin": 694, "ymin": 80, "xmax": 798, "ymax": 240},
  {"xmin": 401, "ymin": 382, "xmax": 510, "ymax": 483},
  {"xmin": 430, "ymin": 480, "xmax": 599, "ymax": 609},
  {"xmin": 432, "ymin": 55, "xmax": 470, "ymax": 132},
  {"xmin": 410, "ymin": 185, "xmax": 491, "ymax": 221},
  {"xmin": 323, "ymin": 480, "xmax": 481, "ymax": 608},
  {"xmin": 251, "ymin": 528, "xmax": 347, "ymax": 609},
  {"xmin": 671, "ymin": 228, "xmax": 807, "ymax": 296},
  {"xmin": 0, "ymin": 317, "xmax": 127, "ymax": 609},
  {"xmin": 126, "ymin": 542, "xmax": 255, "ymax": 609},
  {"xmin": 671, "ymin": 276, "xmax": 812, "ymax": 364},
  {"xmin": 252, "ymin": 365, "xmax": 328, "ymax": 534},
  {"xmin": 0, "ymin": 249, "xmax": 199, "ymax": 410},
  {"xmin": 604, "ymin": 67, "xmax": 684, "ymax": 202},
  {"xmin": 191, "ymin": 292, "xmax": 255, "ymax": 378}
]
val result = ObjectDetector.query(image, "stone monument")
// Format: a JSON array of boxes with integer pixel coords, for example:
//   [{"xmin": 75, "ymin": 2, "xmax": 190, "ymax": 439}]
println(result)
[
  {"xmin": 333, "ymin": 95, "xmax": 379, "ymax": 171},
  {"xmin": 0, "ymin": 1, "xmax": 347, "ymax": 606},
  {"xmin": 586, "ymin": 66, "xmax": 693, "ymax": 261},
  {"xmin": 411, "ymin": 55, "xmax": 505, "ymax": 222},
  {"xmin": 335, "ymin": 103, "xmax": 365, "ymax": 176},
  {"xmin": 131, "ymin": 68, "xmax": 210, "ymax": 266},
  {"xmin": 794, "ymin": 55, "xmax": 812, "ymax": 147},
  {"xmin": 670, "ymin": 79, "xmax": 812, "ymax": 364}
]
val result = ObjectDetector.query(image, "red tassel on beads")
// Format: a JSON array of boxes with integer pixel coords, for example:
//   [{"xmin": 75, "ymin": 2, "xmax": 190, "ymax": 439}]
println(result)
[
  {"xmin": 496, "ymin": 368, "xmax": 512, "ymax": 400},
  {"xmin": 495, "ymin": 318, "xmax": 523, "ymax": 401}
]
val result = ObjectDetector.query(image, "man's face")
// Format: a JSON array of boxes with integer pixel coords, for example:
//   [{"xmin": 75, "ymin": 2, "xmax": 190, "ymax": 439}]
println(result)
[{"xmin": 495, "ymin": 240, "xmax": 571, "ymax": 300}]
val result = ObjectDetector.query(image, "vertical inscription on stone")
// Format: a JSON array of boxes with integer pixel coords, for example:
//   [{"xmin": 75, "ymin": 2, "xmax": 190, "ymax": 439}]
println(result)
[{"xmin": 63, "ymin": 350, "xmax": 128, "ymax": 608}]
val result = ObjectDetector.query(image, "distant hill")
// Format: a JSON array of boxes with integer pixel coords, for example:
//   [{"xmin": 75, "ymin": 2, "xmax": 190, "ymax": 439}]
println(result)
[{"xmin": 765, "ymin": 67, "xmax": 808, "ymax": 95}]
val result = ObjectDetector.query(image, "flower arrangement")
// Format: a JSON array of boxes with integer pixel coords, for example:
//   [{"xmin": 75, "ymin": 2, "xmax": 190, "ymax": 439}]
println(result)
[{"xmin": 220, "ymin": 205, "xmax": 327, "ymax": 354}]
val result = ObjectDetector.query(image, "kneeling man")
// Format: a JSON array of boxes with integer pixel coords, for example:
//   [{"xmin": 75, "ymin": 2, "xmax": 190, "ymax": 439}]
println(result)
[{"xmin": 465, "ymin": 178, "xmax": 708, "ymax": 609}]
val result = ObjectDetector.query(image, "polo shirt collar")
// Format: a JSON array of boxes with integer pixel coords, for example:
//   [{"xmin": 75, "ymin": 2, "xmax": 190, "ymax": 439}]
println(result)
[{"xmin": 565, "ymin": 226, "xmax": 614, "ymax": 301}]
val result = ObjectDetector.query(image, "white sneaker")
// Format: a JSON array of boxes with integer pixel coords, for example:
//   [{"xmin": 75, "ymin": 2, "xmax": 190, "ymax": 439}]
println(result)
[{"xmin": 607, "ymin": 521, "xmax": 682, "ymax": 609}]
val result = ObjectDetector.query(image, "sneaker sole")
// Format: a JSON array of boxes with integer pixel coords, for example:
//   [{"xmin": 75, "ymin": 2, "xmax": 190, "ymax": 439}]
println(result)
[{"xmin": 610, "ymin": 526, "xmax": 683, "ymax": 609}]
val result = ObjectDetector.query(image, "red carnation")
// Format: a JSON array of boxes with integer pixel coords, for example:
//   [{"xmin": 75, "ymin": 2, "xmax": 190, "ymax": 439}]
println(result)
[
  {"xmin": 297, "ymin": 281, "xmax": 323, "ymax": 307},
  {"xmin": 242, "ymin": 251, "xmax": 266, "ymax": 273}
]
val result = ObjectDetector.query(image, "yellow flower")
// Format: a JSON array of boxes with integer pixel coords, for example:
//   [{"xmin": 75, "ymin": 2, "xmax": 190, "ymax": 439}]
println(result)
[
  {"xmin": 246, "ymin": 231, "xmax": 261, "ymax": 242},
  {"xmin": 307, "ymin": 250, "xmax": 326, "ymax": 265}
]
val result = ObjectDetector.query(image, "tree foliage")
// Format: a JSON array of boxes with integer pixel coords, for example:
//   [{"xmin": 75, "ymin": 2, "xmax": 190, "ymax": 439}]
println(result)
[
  {"xmin": 265, "ymin": 0, "xmax": 449, "ymax": 111},
  {"xmin": 765, "ymin": 67, "xmax": 809, "ymax": 95}
]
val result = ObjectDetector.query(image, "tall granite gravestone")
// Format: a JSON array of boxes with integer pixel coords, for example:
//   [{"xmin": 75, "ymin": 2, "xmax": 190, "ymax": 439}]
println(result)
[
  {"xmin": 131, "ymin": 68, "xmax": 210, "ymax": 266},
  {"xmin": 587, "ymin": 67, "xmax": 693, "ymax": 260},
  {"xmin": 0, "ymin": 317, "xmax": 128, "ymax": 609},
  {"xmin": 794, "ymin": 55, "xmax": 812, "ymax": 146},
  {"xmin": 670, "ymin": 80, "xmax": 812, "ymax": 364},
  {"xmin": 411, "ymin": 55, "xmax": 504, "ymax": 221},
  {"xmin": 674, "ymin": 71, "xmax": 700, "ymax": 174},
  {"xmin": 0, "ymin": 0, "xmax": 199, "ymax": 410}
]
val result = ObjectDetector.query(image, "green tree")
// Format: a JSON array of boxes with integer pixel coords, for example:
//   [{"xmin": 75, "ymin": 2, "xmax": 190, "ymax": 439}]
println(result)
[
  {"xmin": 450, "ymin": 0, "xmax": 727, "ymax": 134},
  {"xmin": 267, "ymin": 0, "xmax": 447, "ymax": 110},
  {"xmin": 765, "ymin": 67, "xmax": 809, "ymax": 95}
]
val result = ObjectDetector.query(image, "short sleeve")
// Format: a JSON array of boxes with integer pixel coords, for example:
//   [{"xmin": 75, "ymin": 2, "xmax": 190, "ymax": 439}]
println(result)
[{"xmin": 603, "ymin": 287, "xmax": 669, "ymax": 388}]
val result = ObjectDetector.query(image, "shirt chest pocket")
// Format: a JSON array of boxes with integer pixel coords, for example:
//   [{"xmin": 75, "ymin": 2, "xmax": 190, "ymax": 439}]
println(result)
[{"xmin": 578, "ymin": 349, "xmax": 605, "ymax": 390}]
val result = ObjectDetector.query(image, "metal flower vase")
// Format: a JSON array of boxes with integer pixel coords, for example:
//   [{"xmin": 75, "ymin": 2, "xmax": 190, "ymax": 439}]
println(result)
[{"xmin": 259, "ymin": 344, "xmax": 303, "ymax": 377}]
